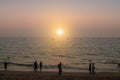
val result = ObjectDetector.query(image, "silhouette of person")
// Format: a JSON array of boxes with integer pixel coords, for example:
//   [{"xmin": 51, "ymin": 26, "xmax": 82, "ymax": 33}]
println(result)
[
  {"xmin": 57, "ymin": 62, "xmax": 62, "ymax": 75},
  {"xmin": 89, "ymin": 62, "xmax": 92, "ymax": 74},
  {"xmin": 118, "ymin": 64, "xmax": 120, "ymax": 72},
  {"xmin": 39, "ymin": 61, "xmax": 42, "ymax": 72},
  {"xmin": 4, "ymin": 61, "xmax": 8, "ymax": 71},
  {"xmin": 34, "ymin": 61, "xmax": 38, "ymax": 72},
  {"xmin": 91, "ymin": 63, "xmax": 95, "ymax": 74}
]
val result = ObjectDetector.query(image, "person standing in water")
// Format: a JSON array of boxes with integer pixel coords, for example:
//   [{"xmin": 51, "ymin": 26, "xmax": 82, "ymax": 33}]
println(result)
[
  {"xmin": 34, "ymin": 61, "xmax": 38, "ymax": 72},
  {"xmin": 4, "ymin": 61, "xmax": 8, "ymax": 71},
  {"xmin": 57, "ymin": 62, "xmax": 62, "ymax": 75},
  {"xmin": 118, "ymin": 64, "xmax": 120, "ymax": 72},
  {"xmin": 89, "ymin": 60, "xmax": 92, "ymax": 74},
  {"xmin": 39, "ymin": 61, "xmax": 43, "ymax": 72},
  {"xmin": 91, "ymin": 62, "xmax": 95, "ymax": 74}
]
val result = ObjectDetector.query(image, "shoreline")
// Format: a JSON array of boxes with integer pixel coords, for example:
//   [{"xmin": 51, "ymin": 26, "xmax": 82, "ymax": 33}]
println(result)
[
  {"xmin": 0, "ymin": 70, "xmax": 119, "ymax": 74},
  {"xmin": 0, "ymin": 68, "xmax": 118, "ymax": 73},
  {"xmin": 0, "ymin": 71, "xmax": 120, "ymax": 80}
]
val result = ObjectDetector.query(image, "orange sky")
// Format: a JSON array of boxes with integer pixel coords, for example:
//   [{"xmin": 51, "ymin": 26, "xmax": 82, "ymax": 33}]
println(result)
[{"xmin": 0, "ymin": 0, "xmax": 120, "ymax": 37}]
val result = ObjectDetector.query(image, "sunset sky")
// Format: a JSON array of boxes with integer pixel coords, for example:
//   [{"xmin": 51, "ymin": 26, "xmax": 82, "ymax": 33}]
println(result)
[{"xmin": 0, "ymin": 0, "xmax": 120, "ymax": 37}]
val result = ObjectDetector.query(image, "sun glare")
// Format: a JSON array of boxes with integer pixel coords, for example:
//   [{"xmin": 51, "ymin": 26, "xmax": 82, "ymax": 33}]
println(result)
[{"xmin": 57, "ymin": 28, "xmax": 63, "ymax": 36}]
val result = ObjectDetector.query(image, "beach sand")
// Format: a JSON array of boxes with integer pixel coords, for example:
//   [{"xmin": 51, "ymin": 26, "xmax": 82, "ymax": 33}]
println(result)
[{"xmin": 0, "ymin": 71, "xmax": 120, "ymax": 80}]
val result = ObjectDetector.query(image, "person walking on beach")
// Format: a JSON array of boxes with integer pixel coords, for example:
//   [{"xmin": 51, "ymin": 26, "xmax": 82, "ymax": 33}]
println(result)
[
  {"xmin": 39, "ymin": 61, "xmax": 43, "ymax": 72},
  {"xmin": 89, "ymin": 60, "xmax": 92, "ymax": 74},
  {"xmin": 34, "ymin": 61, "xmax": 38, "ymax": 72},
  {"xmin": 91, "ymin": 63, "xmax": 95, "ymax": 74},
  {"xmin": 57, "ymin": 62, "xmax": 62, "ymax": 75},
  {"xmin": 4, "ymin": 61, "xmax": 8, "ymax": 71}
]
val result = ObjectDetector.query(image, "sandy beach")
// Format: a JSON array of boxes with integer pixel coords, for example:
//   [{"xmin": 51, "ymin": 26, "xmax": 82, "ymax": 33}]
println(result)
[{"xmin": 0, "ymin": 71, "xmax": 120, "ymax": 80}]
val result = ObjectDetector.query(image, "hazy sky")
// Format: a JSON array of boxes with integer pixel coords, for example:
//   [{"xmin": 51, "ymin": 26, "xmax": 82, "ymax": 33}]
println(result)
[{"xmin": 0, "ymin": 0, "xmax": 120, "ymax": 37}]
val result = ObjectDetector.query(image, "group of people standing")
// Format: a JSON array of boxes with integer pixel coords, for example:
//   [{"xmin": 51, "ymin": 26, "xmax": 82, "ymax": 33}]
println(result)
[
  {"xmin": 33, "ymin": 61, "xmax": 43, "ymax": 72},
  {"xmin": 33, "ymin": 61, "xmax": 63, "ymax": 75},
  {"xmin": 89, "ymin": 60, "xmax": 95, "ymax": 74},
  {"xmin": 2, "ymin": 60, "xmax": 120, "ymax": 75},
  {"xmin": 2, "ymin": 60, "xmax": 95, "ymax": 75}
]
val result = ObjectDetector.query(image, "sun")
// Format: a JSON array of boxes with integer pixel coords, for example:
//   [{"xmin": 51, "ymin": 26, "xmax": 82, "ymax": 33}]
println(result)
[{"xmin": 57, "ymin": 28, "xmax": 64, "ymax": 36}]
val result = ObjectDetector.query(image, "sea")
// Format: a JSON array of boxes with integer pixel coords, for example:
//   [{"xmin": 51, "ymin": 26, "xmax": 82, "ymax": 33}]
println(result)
[{"xmin": 0, "ymin": 37, "xmax": 120, "ymax": 72}]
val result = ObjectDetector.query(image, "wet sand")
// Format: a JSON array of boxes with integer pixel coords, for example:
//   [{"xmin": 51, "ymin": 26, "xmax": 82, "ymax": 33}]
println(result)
[{"xmin": 0, "ymin": 71, "xmax": 120, "ymax": 80}]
